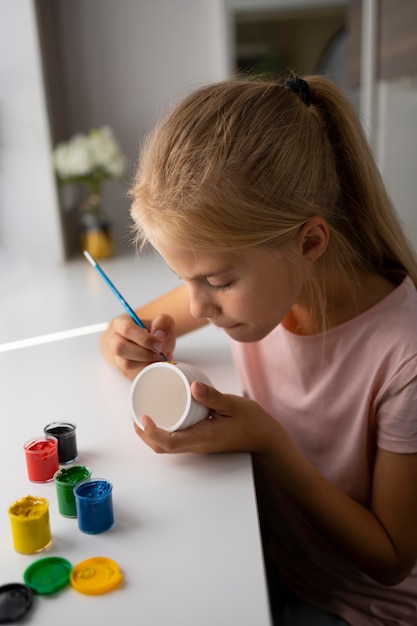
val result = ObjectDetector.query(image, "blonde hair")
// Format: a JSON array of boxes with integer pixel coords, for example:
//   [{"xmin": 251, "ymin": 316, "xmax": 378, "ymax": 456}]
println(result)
[{"xmin": 130, "ymin": 75, "xmax": 417, "ymax": 320}]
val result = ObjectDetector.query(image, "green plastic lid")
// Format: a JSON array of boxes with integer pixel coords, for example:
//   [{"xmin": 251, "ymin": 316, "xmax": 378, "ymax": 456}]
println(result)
[{"xmin": 23, "ymin": 557, "xmax": 72, "ymax": 595}]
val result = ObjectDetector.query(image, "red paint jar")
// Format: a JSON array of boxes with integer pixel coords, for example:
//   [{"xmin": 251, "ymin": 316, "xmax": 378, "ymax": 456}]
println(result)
[{"xmin": 24, "ymin": 436, "xmax": 59, "ymax": 483}]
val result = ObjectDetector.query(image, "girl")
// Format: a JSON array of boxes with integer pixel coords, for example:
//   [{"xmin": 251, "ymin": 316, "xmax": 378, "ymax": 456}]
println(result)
[{"xmin": 100, "ymin": 75, "xmax": 417, "ymax": 625}]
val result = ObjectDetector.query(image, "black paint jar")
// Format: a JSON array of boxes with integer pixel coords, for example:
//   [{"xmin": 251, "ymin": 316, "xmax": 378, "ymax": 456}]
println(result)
[{"xmin": 43, "ymin": 422, "xmax": 77, "ymax": 464}]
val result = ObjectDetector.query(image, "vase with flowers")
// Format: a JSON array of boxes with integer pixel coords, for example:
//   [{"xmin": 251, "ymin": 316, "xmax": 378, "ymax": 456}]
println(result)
[{"xmin": 53, "ymin": 126, "xmax": 126, "ymax": 259}]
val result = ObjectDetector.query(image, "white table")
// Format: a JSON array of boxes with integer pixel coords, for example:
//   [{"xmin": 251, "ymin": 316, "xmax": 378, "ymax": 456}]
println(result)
[
  {"xmin": 0, "ymin": 324, "xmax": 271, "ymax": 625},
  {"xmin": 0, "ymin": 249, "xmax": 179, "ymax": 346}
]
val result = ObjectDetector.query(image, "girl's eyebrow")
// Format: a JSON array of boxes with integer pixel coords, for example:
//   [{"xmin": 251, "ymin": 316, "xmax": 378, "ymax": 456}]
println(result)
[
  {"xmin": 187, "ymin": 268, "xmax": 235, "ymax": 282},
  {"xmin": 174, "ymin": 270, "xmax": 225, "ymax": 281},
  {"xmin": 193, "ymin": 270, "xmax": 227, "ymax": 280},
  {"xmin": 170, "ymin": 265, "xmax": 234, "ymax": 281}
]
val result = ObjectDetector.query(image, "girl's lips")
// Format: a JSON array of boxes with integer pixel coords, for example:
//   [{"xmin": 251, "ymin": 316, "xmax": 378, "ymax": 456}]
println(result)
[{"xmin": 215, "ymin": 323, "xmax": 242, "ymax": 330}]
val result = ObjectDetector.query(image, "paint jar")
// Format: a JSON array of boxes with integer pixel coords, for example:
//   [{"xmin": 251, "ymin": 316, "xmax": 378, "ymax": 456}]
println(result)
[
  {"xmin": 74, "ymin": 478, "xmax": 114, "ymax": 534},
  {"xmin": 24, "ymin": 436, "xmax": 59, "ymax": 482},
  {"xmin": 129, "ymin": 361, "xmax": 212, "ymax": 432},
  {"xmin": 54, "ymin": 465, "xmax": 91, "ymax": 518},
  {"xmin": 8, "ymin": 496, "xmax": 51, "ymax": 554},
  {"xmin": 43, "ymin": 422, "xmax": 77, "ymax": 464}
]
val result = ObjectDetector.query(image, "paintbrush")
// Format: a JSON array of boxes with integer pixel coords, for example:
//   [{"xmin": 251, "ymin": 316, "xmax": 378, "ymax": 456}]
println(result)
[{"xmin": 83, "ymin": 250, "xmax": 168, "ymax": 362}]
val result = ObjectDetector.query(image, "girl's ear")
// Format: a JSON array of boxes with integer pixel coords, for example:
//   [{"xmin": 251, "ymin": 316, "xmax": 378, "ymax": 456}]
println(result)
[{"xmin": 298, "ymin": 217, "xmax": 329, "ymax": 261}]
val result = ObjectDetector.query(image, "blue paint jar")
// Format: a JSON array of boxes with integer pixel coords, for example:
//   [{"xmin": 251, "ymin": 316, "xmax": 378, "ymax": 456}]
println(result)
[{"xmin": 74, "ymin": 479, "xmax": 114, "ymax": 534}]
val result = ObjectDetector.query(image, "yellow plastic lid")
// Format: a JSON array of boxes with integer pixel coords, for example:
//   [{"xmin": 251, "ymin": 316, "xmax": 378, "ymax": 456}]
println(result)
[{"xmin": 70, "ymin": 557, "xmax": 122, "ymax": 595}]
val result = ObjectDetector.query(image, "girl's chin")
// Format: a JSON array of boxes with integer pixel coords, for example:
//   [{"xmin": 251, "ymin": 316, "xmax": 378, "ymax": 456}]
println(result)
[
  {"xmin": 222, "ymin": 322, "xmax": 277, "ymax": 343},
  {"xmin": 223, "ymin": 324, "xmax": 260, "ymax": 342}
]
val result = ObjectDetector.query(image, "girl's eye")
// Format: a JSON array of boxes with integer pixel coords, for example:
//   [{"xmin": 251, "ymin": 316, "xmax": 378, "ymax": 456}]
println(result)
[
  {"xmin": 208, "ymin": 282, "xmax": 231, "ymax": 292},
  {"xmin": 201, "ymin": 277, "xmax": 232, "ymax": 292}
]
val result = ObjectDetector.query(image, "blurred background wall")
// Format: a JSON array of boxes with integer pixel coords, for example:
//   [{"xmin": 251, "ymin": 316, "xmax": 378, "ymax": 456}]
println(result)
[{"xmin": 1, "ymin": 0, "xmax": 416, "ymax": 265}]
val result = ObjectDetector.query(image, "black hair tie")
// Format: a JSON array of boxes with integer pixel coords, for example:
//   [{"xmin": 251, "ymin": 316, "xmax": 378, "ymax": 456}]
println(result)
[{"xmin": 283, "ymin": 76, "xmax": 311, "ymax": 106}]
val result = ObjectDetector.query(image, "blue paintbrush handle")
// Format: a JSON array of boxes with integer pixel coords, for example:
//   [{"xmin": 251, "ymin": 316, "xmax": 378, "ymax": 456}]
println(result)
[{"xmin": 83, "ymin": 251, "xmax": 167, "ymax": 361}]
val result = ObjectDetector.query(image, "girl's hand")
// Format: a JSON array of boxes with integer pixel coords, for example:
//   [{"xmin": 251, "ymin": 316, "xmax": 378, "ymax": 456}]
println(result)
[
  {"xmin": 134, "ymin": 381, "xmax": 281, "ymax": 454},
  {"xmin": 100, "ymin": 313, "xmax": 176, "ymax": 380}
]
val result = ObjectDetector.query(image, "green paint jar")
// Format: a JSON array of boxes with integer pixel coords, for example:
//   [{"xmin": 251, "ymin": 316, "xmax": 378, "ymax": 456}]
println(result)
[{"xmin": 54, "ymin": 466, "xmax": 91, "ymax": 517}]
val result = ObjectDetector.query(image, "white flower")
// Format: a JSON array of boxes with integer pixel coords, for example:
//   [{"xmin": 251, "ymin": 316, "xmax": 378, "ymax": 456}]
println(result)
[
  {"xmin": 53, "ymin": 134, "xmax": 92, "ymax": 178},
  {"xmin": 88, "ymin": 126, "xmax": 126, "ymax": 177},
  {"xmin": 53, "ymin": 126, "xmax": 126, "ymax": 182}
]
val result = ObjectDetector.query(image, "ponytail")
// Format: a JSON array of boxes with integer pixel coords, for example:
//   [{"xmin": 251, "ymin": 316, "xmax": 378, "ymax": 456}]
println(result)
[{"xmin": 306, "ymin": 75, "xmax": 417, "ymax": 285}]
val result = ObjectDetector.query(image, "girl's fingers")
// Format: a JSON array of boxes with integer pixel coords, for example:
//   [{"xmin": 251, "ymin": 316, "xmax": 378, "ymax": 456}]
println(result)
[
  {"xmin": 191, "ymin": 381, "xmax": 235, "ymax": 418},
  {"xmin": 135, "ymin": 413, "xmax": 218, "ymax": 454}
]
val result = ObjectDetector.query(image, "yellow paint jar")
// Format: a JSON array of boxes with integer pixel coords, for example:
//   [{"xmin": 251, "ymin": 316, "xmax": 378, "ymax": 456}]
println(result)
[{"xmin": 8, "ymin": 496, "xmax": 51, "ymax": 554}]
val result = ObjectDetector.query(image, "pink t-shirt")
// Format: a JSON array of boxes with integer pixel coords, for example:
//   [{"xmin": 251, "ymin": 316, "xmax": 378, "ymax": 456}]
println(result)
[{"xmin": 230, "ymin": 276, "xmax": 417, "ymax": 625}]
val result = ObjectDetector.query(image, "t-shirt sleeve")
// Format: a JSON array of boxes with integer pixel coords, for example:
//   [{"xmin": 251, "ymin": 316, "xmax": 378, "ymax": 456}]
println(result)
[{"xmin": 376, "ymin": 357, "xmax": 417, "ymax": 453}]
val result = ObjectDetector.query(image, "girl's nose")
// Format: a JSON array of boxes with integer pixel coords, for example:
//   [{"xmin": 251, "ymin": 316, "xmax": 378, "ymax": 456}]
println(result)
[{"xmin": 189, "ymin": 288, "xmax": 218, "ymax": 320}]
